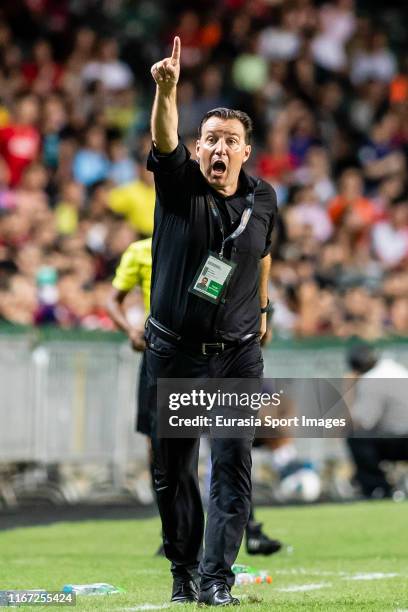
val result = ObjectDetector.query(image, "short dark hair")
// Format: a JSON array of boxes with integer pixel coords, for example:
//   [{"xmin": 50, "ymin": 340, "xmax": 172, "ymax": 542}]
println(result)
[
  {"xmin": 198, "ymin": 108, "xmax": 253, "ymax": 144},
  {"xmin": 346, "ymin": 342, "xmax": 379, "ymax": 374}
]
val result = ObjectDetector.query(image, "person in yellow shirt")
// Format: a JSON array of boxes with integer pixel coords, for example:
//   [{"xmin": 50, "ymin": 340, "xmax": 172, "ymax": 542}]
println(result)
[
  {"xmin": 108, "ymin": 166, "xmax": 155, "ymax": 237},
  {"xmin": 108, "ymin": 237, "xmax": 152, "ymax": 343},
  {"xmin": 107, "ymin": 237, "xmax": 152, "ymax": 436},
  {"xmin": 107, "ymin": 237, "xmax": 282, "ymax": 557},
  {"xmin": 54, "ymin": 180, "xmax": 84, "ymax": 236}
]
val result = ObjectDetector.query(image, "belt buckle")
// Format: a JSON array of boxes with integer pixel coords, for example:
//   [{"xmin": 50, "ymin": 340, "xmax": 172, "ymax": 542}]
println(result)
[{"xmin": 202, "ymin": 342, "xmax": 224, "ymax": 356}]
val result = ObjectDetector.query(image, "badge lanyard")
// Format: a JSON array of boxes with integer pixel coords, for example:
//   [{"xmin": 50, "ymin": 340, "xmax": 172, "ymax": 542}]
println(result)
[
  {"xmin": 188, "ymin": 180, "xmax": 260, "ymax": 304},
  {"xmin": 207, "ymin": 180, "xmax": 259, "ymax": 259}
]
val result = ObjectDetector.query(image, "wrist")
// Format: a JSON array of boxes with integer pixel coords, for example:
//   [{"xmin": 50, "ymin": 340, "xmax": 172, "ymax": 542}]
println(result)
[
  {"xmin": 260, "ymin": 298, "xmax": 273, "ymax": 314},
  {"xmin": 157, "ymin": 83, "xmax": 177, "ymax": 97}
]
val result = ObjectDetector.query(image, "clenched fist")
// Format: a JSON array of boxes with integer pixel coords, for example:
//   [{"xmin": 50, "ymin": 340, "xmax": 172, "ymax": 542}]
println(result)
[
  {"xmin": 151, "ymin": 36, "xmax": 181, "ymax": 92},
  {"xmin": 129, "ymin": 327, "xmax": 146, "ymax": 352}
]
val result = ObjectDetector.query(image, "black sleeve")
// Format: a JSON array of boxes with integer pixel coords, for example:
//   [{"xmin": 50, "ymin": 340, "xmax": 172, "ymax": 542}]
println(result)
[
  {"xmin": 261, "ymin": 182, "xmax": 278, "ymax": 258},
  {"xmin": 147, "ymin": 141, "xmax": 195, "ymax": 213}
]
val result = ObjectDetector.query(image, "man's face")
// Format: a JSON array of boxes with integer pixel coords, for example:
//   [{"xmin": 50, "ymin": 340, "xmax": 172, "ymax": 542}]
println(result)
[
  {"xmin": 196, "ymin": 117, "xmax": 251, "ymax": 196},
  {"xmin": 17, "ymin": 97, "xmax": 39, "ymax": 126}
]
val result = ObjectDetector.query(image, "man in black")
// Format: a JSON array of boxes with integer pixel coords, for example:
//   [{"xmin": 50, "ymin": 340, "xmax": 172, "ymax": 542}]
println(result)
[
  {"xmin": 346, "ymin": 343, "xmax": 408, "ymax": 499},
  {"xmin": 147, "ymin": 37, "xmax": 277, "ymax": 606}
]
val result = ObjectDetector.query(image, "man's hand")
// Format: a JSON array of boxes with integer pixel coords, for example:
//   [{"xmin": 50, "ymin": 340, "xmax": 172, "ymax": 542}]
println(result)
[
  {"xmin": 151, "ymin": 36, "xmax": 181, "ymax": 92},
  {"xmin": 260, "ymin": 320, "xmax": 272, "ymax": 346},
  {"xmin": 129, "ymin": 327, "xmax": 146, "ymax": 352},
  {"xmin": 259, "ymin": 312, "xmax": 267, "ymax": 342}
]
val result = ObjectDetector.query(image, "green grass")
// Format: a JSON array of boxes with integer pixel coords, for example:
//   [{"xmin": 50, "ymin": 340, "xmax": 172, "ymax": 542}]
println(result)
[{"xmin": 1, "ymin": 501, "xmax": 407, "ymax": 611}]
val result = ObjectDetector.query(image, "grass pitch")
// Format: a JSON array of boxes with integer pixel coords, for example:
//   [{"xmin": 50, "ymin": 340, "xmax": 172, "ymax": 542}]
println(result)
[{"xmin": 0, "ymin": 501, "xmax": 407, "ymax": 611}]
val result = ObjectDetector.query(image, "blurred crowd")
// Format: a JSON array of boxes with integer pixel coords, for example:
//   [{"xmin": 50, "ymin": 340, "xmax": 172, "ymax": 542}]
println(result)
[{"xmin": 0, "ymin": 0, "xmax": 407, "ymax": 339}]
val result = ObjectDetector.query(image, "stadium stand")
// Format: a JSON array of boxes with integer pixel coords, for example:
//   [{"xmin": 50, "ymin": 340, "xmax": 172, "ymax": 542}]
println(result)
[{"xmin": 0, "ymin": 0, "xmax": 406, "ymax": 341}]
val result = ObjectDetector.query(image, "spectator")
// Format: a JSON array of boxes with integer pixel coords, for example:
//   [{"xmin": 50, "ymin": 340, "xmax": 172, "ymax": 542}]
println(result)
[
  {"xmin": 107, "ymin": 163, "xmax": 155, "ymax": 237},
  {"xmin": 0, "ymin": 42, "xmax": 25, "ymax": 102},
  {"xmin": 358, "ymin": 113, "xmax": 406, "ymax": 185},
  {"xmin": 294, "ymin": 147, "xmax": 336, "ymax": 204},
  {"xmin": 191, "ymin": 65, "xmax": 228, "ymax": 121},
  {"xmin": 0, "ymin": 94, "xmax": 41, "ymax": 186},
  {"xmin": 15, "ymin": 163, "xmax": 49, "ymax": 223},
  {"xmin": 22, "ymin": 39, "xmax": 63, "ymax": 94},
  {"xmin": 349, "ymin": 80, "xmax": 388, "ymax": 134},
  {"xmin": 69, "ymin": 27, "xmax": 96, "ymax": 67},
  {"xmin": 105, "ymin": 87, "xmax": 140, "ymax": 135},
  {"xmin": 232, "ymin": 37, "xmax": 269, "ymax": 94},
  {"xmin": 311, "ymin": 0, "xmax": 356, "ymax": 72},
  {"xmin": 177, "ymin": 80, "xmax": 200, "ymax": 137},
  {"xmin": 289, "ymin": 110, "xmax": 320, "ymax": 166},
  {"xmin": 255, "ymin": 126, "xmax": 295, "ymax": 184},
  {"xmin": 1, "ymin": 274, "xmax": 37, "ymax": 325},
  {"xmin": 81, "ymin": 38, "xmax": 133, "ymax": 92},
  {"xmin": 257, "ymin": 5, "xmax": 302, "ymax": 61},
  {"xmin": 55, "ymin": 180, "xmax": 84, "ymax": 236},
  {"xmin": 289, "ymin": 185, "xmax": 333, "ymax": 242},
  {"xmin": 372, "ymin": 197, "xmax": 408, "ymax": 268},
  {"xmin": 351, "ymin": 31, "xmax": 397, "ymax": 85},
  {"xmin": 108, "ymin": 140, "xmax": 136, "ymax": 186},
  {"xmin": 328, "ymin": 169, "xmax": 378, "ymax": 234},
  {"xmin": 41, "ymin": 95, "xmax": 68, "ymax": 170},
  {"xmin": 170, "ymin": 11, "xmax": 208, "ymax": 69},
  {"xmin": 72, "ymin": 126, "xmax": 110, "ymax": 187}
]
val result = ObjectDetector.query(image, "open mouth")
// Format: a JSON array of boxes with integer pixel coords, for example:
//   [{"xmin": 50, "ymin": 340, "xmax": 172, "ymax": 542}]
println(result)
[{"xmin": 211, "ymin": 160, "xmax": 227, "ymax": 176}]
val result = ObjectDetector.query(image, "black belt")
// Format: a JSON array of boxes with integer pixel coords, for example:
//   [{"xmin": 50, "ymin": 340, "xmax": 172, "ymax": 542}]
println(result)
[{"xmin": 147, "ymin": 317, "xmax": 256, "ymax": 356}]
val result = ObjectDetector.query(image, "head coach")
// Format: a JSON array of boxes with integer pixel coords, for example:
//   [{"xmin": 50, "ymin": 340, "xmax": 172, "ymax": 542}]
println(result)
[{"xmin": 146, "ymin": 37, "xmax": 277, "ymax": 606}]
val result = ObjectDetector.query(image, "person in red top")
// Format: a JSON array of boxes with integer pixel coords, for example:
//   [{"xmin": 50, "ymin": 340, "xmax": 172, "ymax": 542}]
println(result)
[
  {"xmin": 255, "ymin": 126, "xmax": 295, "ymax": 183},
  {"xmin": 328, "ymin": 168, "xmax": 378, "ymax": 227},
  {"xmin": 0, "ymin": 94, "xmax": 41, "ymax": 186},
  {"xmin": 22, "ymin": 39, "xmax": 64, "ymax": 93}
]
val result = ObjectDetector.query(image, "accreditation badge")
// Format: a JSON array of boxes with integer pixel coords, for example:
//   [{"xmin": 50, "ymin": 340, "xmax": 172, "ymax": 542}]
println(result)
[{"xmin": 188, "ymin": 251, "xmax": 236, "ymax": 304}]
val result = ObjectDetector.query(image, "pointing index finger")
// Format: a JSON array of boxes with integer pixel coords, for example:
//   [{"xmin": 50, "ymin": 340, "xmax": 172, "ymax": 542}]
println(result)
[{"xmin": 171, "ymin": 36, "xmax": 181, "ymax": 64}]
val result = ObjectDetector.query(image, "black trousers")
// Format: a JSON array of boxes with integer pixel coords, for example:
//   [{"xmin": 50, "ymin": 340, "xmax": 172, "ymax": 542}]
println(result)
[
  {"xmin": 347, "ymin": 437, "xmax": 408, "ymax": 497},
  {"xmin": 136, "ymin": 352, "xmax": 151, "ymax": 435},
  {"xmin": 144, "ymin": 326, "xmax": 263, "ymax": 589}
]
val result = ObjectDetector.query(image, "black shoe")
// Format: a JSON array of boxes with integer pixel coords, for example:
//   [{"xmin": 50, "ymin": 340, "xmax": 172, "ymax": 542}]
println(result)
[
  {"xmin": 246, "ymin": 521, "xmax": 282, "ymax": 556},
  {"xmin": 198, "ymin": 583, "xmax": 239, "ymax": 606},
  {"xmin": 171, "ymin": 576, "xmax": 199, "ymax": 604},
  {"xmin": 155, "ymin": 543, "xmax": 165, "ymax": 556}
]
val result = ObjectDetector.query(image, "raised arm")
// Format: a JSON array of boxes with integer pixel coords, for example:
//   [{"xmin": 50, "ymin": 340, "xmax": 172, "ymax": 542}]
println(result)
[{"xmin": 150, "ymin": 36, "xmax": 181, "ymax": 153}]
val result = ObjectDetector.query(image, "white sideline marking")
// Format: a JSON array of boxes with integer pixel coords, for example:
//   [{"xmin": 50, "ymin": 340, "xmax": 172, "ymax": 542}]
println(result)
[
  {"xmin": 276, "ymin": 568, "xmax": 402, "ymax": 580},
  {"xmin": 347, "ymin": 572, "xmax": 400, "ymax": 581},
  {"xmin": 276, "ymin": 583, "xmax": 330, "ymax": 592},
  {"xmin": 276, "ymin": 569, "xmax": 345, "ymax": 576},
  {"xmin": 120, "ymin": 571, "xmax": 404, "ymax": 609}
]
